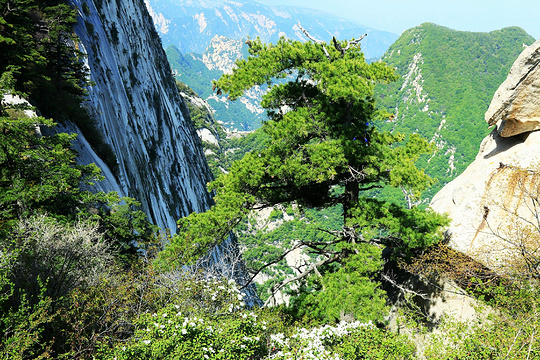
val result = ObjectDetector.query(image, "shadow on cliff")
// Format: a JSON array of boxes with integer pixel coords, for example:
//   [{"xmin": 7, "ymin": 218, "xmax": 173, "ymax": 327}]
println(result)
[
  {"xmin": 381, "ymin": 241, "xmax": 504, "ymax": 331},
  {"xmin": 381, "ymin": 260, "xmax": 446, "ymax": 331},
  {"xmin": 483, "ymin": 128, "xmax": 530, "ymax": 159}
]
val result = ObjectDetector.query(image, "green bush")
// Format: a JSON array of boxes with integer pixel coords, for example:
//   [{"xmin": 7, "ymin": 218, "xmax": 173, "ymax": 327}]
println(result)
[{"xmin": 102, "ymin": 278, "xmax": 268, "ymax": 360}]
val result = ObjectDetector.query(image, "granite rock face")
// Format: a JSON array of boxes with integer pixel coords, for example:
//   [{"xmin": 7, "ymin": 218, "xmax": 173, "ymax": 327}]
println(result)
[
  {"xmin": 64, "ymin": 0, "xmax": 258, "ymax": 303},
  {"xmin": 432, "ymin": 40, "xmax": 540, "ymax": 270},
  {"xmin": 486, "ymin": 39, "xmax": 540, "ymax": 137},
  {"xmin": 430, "ymin": 130, "xmax": 540, "ymax": 267}
]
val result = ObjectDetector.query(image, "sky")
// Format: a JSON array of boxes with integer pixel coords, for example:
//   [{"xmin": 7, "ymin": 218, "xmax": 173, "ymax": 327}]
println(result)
[{"xmin": 254, "ymin": 0, "xmax": 540, "ymax": 39}]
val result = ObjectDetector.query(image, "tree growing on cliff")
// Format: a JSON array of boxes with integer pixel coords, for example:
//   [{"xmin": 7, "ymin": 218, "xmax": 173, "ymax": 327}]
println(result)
[{"xmin": 162, "ymin": 29, "xmax": 447, "ymax": 321}]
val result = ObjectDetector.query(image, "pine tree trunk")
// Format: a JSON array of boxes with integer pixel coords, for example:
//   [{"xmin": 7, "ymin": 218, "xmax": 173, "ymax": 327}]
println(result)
[{"xmin": 343, "ymin": 180, "xmax": 359, "ymax": 223}]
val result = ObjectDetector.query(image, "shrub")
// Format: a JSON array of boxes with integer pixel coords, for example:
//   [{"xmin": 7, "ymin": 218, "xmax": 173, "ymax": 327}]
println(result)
[
  {"xmin": 4, "ymin": 215, "xmax": 114, "ymax": 306},
  {"xmin": 101, "ymin": 278, "xmax": 268, "ymax": 359}
]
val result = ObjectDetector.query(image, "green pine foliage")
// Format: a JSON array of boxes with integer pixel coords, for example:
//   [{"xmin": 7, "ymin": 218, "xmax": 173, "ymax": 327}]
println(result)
[
  {"xmin": 5, "ymin": 2, "xmax": 540, "ymax": 357},
  {"xmin": 163, "ymin": 35, "xmax": 448, "ymax": 322},
  {"xmin": 0, "ymin": 0, "xmax": 118, "ymax": 172},
  {"xmin": 0, "ymin": 116, "xmax": 101, "ymax": 230},
  {"xmin": 167, "ymin": 44, "xmax": 266, "ymax": 131}
]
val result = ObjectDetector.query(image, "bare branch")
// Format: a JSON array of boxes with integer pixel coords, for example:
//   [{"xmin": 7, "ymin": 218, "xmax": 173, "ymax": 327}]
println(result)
[
  {"xmin": 296, "ymin": 22, "xmax": 331, "ymax": 60},
  {"xmin": 263, "ymin": 253, "xmax": 341, "ymax": 307},
  {"xmin": 238, "ymin": 242, "xmax": 305, "ymax": 290},
  {"xmin": 380, "ymin": 272, "xmax": 431, "ymax": 301},
  {"xmin": 296, "ymin": 22, "xmax": 324, "ymax": 44},
  {"xmin": 343, "ymin": 34, "xmax": 367, "ymax": 51},
  {"xmin": 332, "ymin": 35, "xmax": 367, "ymax": 57}
]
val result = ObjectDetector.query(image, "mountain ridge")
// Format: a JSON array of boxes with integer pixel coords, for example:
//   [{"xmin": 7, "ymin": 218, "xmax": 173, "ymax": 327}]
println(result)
[
  {"xmin": 144, "ymin": 0, "xmax": 397, "ymax": 60},
  {"xmin": 376, "ymin": 23, "xmax": 535, "ymax": 201}
]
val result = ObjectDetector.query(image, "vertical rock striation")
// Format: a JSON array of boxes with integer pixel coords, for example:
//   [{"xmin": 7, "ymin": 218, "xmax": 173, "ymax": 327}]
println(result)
[
  {"xmin": 68, "ymin": 0, "xmax": 212, "ymax": 230},
  {"xmin": 65, "ymin": 0, "xmax": 258, "ymax": 302}
]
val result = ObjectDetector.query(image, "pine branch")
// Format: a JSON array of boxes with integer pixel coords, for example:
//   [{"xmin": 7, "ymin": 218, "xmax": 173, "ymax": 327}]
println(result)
[
  {"xmin": 263, "ymin": 252, "xmax": 342, "ymax": 307},
  {"xmin": 296, "ymin": 22, "xmax": 331, "ymax": 60}
]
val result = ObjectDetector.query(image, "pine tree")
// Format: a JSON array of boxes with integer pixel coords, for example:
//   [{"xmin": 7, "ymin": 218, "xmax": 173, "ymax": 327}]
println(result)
[{"xmin": 162, "ymin": 31, "xmax": 447, "ymax": 321}]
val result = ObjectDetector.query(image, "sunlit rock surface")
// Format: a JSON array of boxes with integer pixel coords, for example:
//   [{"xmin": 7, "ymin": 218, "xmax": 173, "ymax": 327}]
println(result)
[
  {"xmin": 66, "ymin": 0, "xmax": 257, "ymax": 303},
  {"xmin": 430, "ymin": 130, "xmax": 540, "ymax": 267},
  {"xmin": 486, "ymin": 39, "xmax": 540, "ymax": 137},
  {"xmin": 432, "ymin": 40, "xmax": 540, "ymax": 269}
]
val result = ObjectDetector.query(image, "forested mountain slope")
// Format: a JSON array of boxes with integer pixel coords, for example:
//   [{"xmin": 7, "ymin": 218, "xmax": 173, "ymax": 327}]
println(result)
[
  {"xmin": 376, "ymin": 23, "xmax": 535, "ymax": 199},
  {"xmin": 167, "ymin": 40, "xmax": 266, "ymax": 130}
]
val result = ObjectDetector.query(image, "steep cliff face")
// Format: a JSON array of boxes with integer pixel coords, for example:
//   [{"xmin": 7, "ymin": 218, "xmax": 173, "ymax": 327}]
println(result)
[
  {"xmin": 431, "ymin": 38, "xmax": 540, "ymax": 270},
  {"xmin": 66, "ymin": 0, "xmax": 260, "ymax": 303},
  {"xmin": 67, "ymin": 0, "xmax": 212, "ymax": 231}
]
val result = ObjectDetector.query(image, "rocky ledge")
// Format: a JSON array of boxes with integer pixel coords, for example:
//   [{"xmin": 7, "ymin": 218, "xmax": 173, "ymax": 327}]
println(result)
[{"xmin": 431, "ymin": 38, "xmax": 540, "ymax": 270}]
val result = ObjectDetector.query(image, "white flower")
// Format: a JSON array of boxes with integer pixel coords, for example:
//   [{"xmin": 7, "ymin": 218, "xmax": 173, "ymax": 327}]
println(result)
[
  {"xmin": 181, "ymin": 328, "xmax": 187, "ymax": 335},
  {"xmin": 142, "ymin": 340, "xmax": 151, "ymax": 345}
]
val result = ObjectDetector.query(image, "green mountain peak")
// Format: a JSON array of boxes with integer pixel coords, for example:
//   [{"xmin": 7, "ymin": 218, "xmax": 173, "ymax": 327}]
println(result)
[{"xmin": 376, "ymin": 23, "xmax": 535, "ymax": 201}]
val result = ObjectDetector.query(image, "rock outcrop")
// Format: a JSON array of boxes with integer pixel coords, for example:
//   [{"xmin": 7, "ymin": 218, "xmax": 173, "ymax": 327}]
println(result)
[
  {"xmin": 64, "ymin": 0, "xmax": 258, "ymax": 303},
  {"xmin": 486, "ymin": 39, "xmax": 540, "ymax": 137},
  {"xmin": 431, "ymin": 38, "xmax": 540, "ymax": 270}
]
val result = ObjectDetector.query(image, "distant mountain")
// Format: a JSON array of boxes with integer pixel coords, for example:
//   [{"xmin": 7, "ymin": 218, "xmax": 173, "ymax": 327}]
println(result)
[
  {"xmin": 144, "ymin": 0, "xmax": 397, "ymax": 60},
  {"xmin": 166, "ymin": 38, "xmax": 266, "ymax": 131},
  {"xmin": 145, "ymin": 0, "xmax": 398, "ymax": 131},
  {"xmin": 376, "ymin": 23, "xmax": 535, "ymax": 201}
]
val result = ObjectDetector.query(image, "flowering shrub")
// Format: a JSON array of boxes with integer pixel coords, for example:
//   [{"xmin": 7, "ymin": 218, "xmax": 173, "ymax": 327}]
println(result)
[
  {"xmin": 102, "ymin": 278, "xmax": 268, "ymax": 360},
  {"xmin": 268, "ymin": 321, "xmax": 372, "ymax": 360},
  {"xmin": 268, "ymin": 321, "xmax": 413, "ymax": 360},
  {"xmin": 100, "ymin": 276, "xmax": 414, "ymax": 359}
]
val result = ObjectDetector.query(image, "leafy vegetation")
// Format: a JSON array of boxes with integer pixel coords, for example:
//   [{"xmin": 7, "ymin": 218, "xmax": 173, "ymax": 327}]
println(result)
[
  {"xmin": 0, "ymin": 0, "xmax": 118, "ymax": 172},
  {"xmin": 164, "ymin": 33, "xmax": 448, "ymax": 324},
  {"xmin": 167, "ymin": 44, "xmax": 266, "ymax": 131},
  {"xmin": 4, "ymin": 1, "xmax": 540, "ymax": 358}
]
